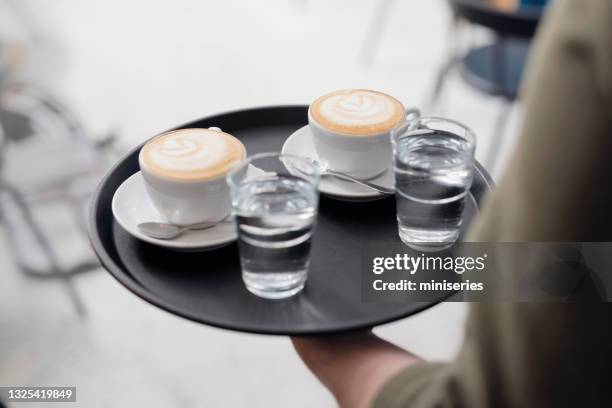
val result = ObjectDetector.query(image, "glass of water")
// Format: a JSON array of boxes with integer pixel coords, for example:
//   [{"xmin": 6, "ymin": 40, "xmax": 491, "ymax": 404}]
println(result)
[
  {"xmin": 391, "ymin": 117, "xmax": 476, "ymax": 251},
  {"xmin": 226, "ymin": 152, "xmax": 320, "ymax": 299}
]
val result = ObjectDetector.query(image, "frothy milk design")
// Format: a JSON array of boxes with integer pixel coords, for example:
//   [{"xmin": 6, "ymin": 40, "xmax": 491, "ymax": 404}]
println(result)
[
  {"xmin": 140, "ymin": 128, "xmax": 246, "ymax": 181},
  {"xmin": 309, "ymin": 89, "xmax": 405, "ymax": 136}
]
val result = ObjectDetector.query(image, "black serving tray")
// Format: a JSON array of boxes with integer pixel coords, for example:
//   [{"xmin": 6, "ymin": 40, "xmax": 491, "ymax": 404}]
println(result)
[{"xmin": 89, "ymin": 106, "xmax": 494, "ymax": 335}]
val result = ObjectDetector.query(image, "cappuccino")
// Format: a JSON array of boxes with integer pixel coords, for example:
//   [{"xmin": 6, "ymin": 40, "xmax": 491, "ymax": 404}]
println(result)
[
  {"xmin": 140, "ymin": 128, "xmax": 246, "ymax": 182},
  {"xmin": 309, "ymin": 89, "xmax": 406, "ymax": 136},
  {"xmin": 138, "ymin": 128, "xmax": 246, "ymax": 225}
]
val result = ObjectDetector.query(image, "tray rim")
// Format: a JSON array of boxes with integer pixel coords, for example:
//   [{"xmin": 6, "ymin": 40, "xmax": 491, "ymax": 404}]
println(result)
[{"xmin": 89, "ymin": 105, "xmax": 495, "ymax": 335}]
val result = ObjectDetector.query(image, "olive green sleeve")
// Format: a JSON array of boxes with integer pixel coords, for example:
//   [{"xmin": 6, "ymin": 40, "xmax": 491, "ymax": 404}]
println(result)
[{"xmin": 374, "ymin": 0, "xmax": 612, "ymax": 406}]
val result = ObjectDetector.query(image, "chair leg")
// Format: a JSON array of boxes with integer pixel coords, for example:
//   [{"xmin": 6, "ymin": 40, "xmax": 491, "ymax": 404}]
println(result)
[
  {"xmin": 486, "ymin": 100, "xmax": 513, "ymax": 173},
  {"xmin": 425, "ymin": 14, "xmax": 465, "ymax": 114},
  {"xmin": 427, "ymin": 54, "xmax": 459, "ymax": 114},
  {"xmin": 359, "ymin": 0, "xmax": 398, "ymax": 65},
  {"xmin": 60, "ymin": 277, "xmax": 87, "ymax": 317},
  {"xmin": 2, "ymin": 185, "xmax": 87, "ymax": 317}
]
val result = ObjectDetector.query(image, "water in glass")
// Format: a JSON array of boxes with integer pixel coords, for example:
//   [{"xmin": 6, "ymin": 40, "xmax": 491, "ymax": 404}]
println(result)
[
  {"xmin": 394, "ymin": 129, "xmax": 474, "ymax": 251},
  {"xmin": 233, "ymin": 174, "xmax": 317, "ymax": 299}
]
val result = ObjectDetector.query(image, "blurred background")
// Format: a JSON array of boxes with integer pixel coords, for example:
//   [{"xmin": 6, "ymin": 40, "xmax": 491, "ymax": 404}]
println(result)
[{"xmin": 0, "ymin": 0, "xmax": 539, "ymax": 406}]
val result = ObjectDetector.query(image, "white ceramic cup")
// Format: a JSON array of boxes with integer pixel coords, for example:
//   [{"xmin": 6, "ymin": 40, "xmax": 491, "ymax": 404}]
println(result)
[
  {"xmin": 138, "ymin": 127, "xmax": 244, "ymax": 226},
  {"xmin": 308, "ymin": 107, "xmax": 420, "ymax": 180}
]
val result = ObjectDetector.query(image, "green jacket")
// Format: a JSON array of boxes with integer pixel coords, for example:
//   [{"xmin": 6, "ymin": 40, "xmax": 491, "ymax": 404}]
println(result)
[{"xmin": 375, "ymin": 0, "xmax": 612, "ymax": 406}]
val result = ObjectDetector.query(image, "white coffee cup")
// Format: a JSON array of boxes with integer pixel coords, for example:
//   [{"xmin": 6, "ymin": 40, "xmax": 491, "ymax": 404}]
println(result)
[
  {"xmin": 138, "ymin": 127, "xmax": 246, "ymax": 226},
  {"xmin": 308, "ymin": 89, "xmax": 418, "ymax": 180}
]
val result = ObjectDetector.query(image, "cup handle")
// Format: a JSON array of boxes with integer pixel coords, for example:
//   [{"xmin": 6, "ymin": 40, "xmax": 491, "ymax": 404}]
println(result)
[
  {"xmin": 405, "ymin": 107, "xmax": 421, "ymax": 122},
  {"xmin": 405, "ymin": 107, "xmax": 421, "ymax": 130}
]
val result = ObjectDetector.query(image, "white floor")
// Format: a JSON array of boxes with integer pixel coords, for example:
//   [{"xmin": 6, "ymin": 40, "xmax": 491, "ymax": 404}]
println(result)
[{"xmin": 0, "ymin": 0, "xmax": 522, "ymax": 406}]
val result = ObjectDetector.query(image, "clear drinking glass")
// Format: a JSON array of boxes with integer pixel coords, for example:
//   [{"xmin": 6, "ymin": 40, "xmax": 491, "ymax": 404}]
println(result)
[
  {"xmin": 391, "ymin": 117, "xmax": 476, "ymax": 251},
  {"xmin": 226, "ymin": 153, "xmax": 320, "ymax": 299}
]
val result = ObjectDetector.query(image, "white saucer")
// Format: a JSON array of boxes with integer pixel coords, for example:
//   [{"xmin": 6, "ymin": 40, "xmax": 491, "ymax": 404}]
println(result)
[
  {"xmin": 281, "ymin": 125, "xmax": 394, "ymax": 202},
  {"xmin": 112, "ymin": 172, "xmax": 237, "ymax": 251}
]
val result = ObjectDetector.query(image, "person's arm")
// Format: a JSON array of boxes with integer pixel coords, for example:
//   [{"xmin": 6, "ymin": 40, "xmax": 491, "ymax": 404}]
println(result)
[
  {"xmin": 292, "ymin": 0, "xmax": 612, "ymax": 406},
  {"xmin": 291, "ymin": 333, "xmax": 421, "ymax": 408}
]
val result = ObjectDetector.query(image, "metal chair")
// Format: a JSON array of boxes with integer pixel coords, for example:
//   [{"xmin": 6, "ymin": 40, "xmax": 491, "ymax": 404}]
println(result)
[
  {"xmin": 0, "ymin": 0, "xmax": 122, "ymax": 317},
  {"xmin": 360, "ymin": 1, "xmax": 537, "ymax": 172},
  {"xmin": 0, "ymin": 80, "xmax": 118, "ymax": 316},
  {"xmin": 460, "ymin": 37, "xmax": 530, "ymax": 168},
  {"xmin": 428, "ymin": 1, "xmax": 542, "ymax": 172}
]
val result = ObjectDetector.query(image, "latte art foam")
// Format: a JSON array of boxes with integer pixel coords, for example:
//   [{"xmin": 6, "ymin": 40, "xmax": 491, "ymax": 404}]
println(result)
[
  {"xmin": 309, "ymin": 89, "xmax": 406, "ymax": 136},
  {"xmin": 139, "ymin": 128, "xmax": 246, "ymax": 181}
]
